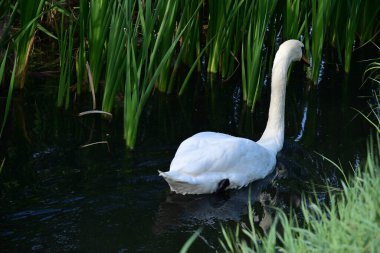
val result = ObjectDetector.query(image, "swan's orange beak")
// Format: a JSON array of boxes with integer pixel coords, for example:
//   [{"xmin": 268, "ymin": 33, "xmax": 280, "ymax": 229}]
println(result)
[
  {"xmin": 301, "ymin": 55, "xmax": 310, "ymax": 66},
  {"xmin": 301, "ymin": 47, "xmax": 310, "ymax": 66}
]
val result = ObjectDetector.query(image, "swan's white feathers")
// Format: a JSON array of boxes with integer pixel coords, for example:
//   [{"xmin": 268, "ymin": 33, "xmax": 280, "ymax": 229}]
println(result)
[
  {"xmin": 159, "ymin": 132, "xmax": 276, "ymax": 194},
  {"xmin": 159, "ymin": 40, "xmax": 305, "ymax": 194}
]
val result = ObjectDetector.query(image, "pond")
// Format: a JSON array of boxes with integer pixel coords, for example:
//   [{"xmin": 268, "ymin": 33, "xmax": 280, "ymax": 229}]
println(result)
[{"xmin": 0, "ymin": 60, "xmax": 372, "ymax": 252}]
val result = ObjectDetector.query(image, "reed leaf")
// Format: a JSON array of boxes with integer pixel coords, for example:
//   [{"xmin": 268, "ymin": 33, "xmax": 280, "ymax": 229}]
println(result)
[
  {"xmin": 0, "ymin": 2, "xmax": 18, "ymax": 47},
  {"xmin": 56, "ymin": 15, "xmax": 75, "ymax": 109},
  {"xmin": 155, "ymin": 0, "xmax": 179, "ymax": 93},
  {"xmin": 283, "ymin": 0, "xmax": 306, "ymax": 40},
  {"xmin": 102, "ymin": 0, "xmax": 128, "ymax": 113},
  {"xmin": 0, "ymin": 46, "xmax": 8, "ymax": 86},
  {"xmin": 310, "ymin": 0, "xmax": 334, "ymax": 83},
  {"xmin": 75, "ymin": 0, "xmax": 89, "ymax": 94},
  {"xmin": 0, "ymin": 55, "xmax": 16, "ymax": 137},
  {"xmin": 207, "ymin": 0, "xmax": 245, "ymax": 75},
  {"xmin": 14, "ymin": 0, "xmax": 45, "ymax": 89},
  {"xmin": 123, "ymin": 0, "xmax": 198, "ymax": 149},
  {"xmin": 168, "ymin": 0, "xmax": 203, "ymax": 94},
  {"xmin": 358, "ymin": 0, "xmax": 380, "ymax": 45},
  {"xmin": 343, "ymin": 0, "xmax": 362, "ymax": 73},
  {"xmin": 88, "ymin": 0, "xmax": 114, "ymax": 91},
  {"xmin": 242, "ymin": 0, "xmax": 277, "ymax": 110}
]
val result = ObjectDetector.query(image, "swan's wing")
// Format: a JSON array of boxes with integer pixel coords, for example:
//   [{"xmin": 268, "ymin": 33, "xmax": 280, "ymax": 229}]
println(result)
[{"xmin": 169, "ymin": 132, "xmax": 275, "ymax": 182}]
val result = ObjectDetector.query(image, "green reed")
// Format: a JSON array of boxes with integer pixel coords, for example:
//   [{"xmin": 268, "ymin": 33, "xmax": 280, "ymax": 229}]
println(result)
[
  {"xmin": 0, "ymin": 2, "xmax": 18, "ymax": 48},
  {"xmin": 0, "ymin": 47, "xmax": 8, "ymax": 86},
  {"xmin": 206, "ymin": 0, "xmax": 245, "ymax": 76},
  {"xmin": 56, "ymin": 14, "xmax": 75, "ymax": 109},
  {"xmin": 242, "ymin": 0, "xmax": 277, "ymax": 110},
  {"xmin": 220, "ymin": 0, "xmax": 251, "ymax": 79},
  {"xmin": 168, "ymin": 0, "xmax": 202, "ymax": 94},
  {"xmin": 176, "ymin": 0, "xmax": 202, "ymax": 69},
  {"xmin": 358, "ymin": 0, "xmax": 380, "ymax": 45},
  {"xmin": 343, "ymin": 0, "xmax": 362, "ymax": 73},
  {"xmin": 309, "ymin": 0, "xmax": 334, "ymax": 83},
  {"xmin": 123, "ymin": 0, "xmax": 196, "ymax": 149},
  {"xmin": 283, "ymin": 0, "xmax": 306, "ymax": 40},
  {"xmin": 0, "ymin": 52, "xmax": 16, "ymax": 137},
  {"xmin": 88, "ymin": 0, "xmax": 113, "ymax": 92},
  {"xmin": 157, "ymin": 0, "xmax": 203, "ymax": 94},
  {"xmin": 101, "ymin": 0, "xmax": 128, "ymax": 113},
  {"xmin": 14, "ymin": 0, "xmax": 45, "ymax": 89},
  {"xmin": 0, "ymin": 47, "xmax": 10, "ymax": 137},
  {"xmin": 155, "ymin": 0, "xmax": 179, "ymax": 93},
  {"xmin": 75, "ymin": 0, "xmax": 89, "ymax": 95}
]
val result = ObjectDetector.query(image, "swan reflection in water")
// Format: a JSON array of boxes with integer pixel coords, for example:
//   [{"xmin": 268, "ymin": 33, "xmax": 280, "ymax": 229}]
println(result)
[{"xmin": 154, "ymin": 155, "xmax": 304, "ymax": 237}]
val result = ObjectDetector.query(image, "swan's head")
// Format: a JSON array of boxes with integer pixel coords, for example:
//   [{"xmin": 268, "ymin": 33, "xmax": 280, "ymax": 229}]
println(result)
[{"xmin": 276, "ymin": 40, "xmax": 309, "ymax": 65}]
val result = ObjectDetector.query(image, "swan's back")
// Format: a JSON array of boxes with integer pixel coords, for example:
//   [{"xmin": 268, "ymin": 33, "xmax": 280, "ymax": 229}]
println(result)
[{"xmin": 159, "ymin": 132, "xmax": 276, "ymax": 194}]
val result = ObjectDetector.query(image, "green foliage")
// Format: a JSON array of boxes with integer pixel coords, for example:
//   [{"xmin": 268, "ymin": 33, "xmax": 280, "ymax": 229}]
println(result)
[
  {"xmin": 2, "ymin": 0, "xmax": 379, "ymax": 148},
  {"xmin": 101, "ymin": 0, "xmax": 128, "ymax": 113},
  {"xmin": 309, "ymin": 0, "xmax": 334, "ymax": 83},
  {"xmin": 88, "ymin": 0, "xmax": 114, "ymax": 92},
  {"xmin": 75, "ymin": 0, "xmax": 89, "ymax": 94},
  {"xmin": 241, "ymin": 0, "xmax": 277, "ymax": 110},
  {"xmin": 56, "ymin": 14, "xmax": 75, "ymax": 109},
  {"xmin": 179, "ymin": 229, "xmax": 203, "ymax": 253},
  {"xmin": 343, "ymin": 0, "xmax": 362, "ymax": 73},
  {"xmin": 283, "ymin": 0, "xmax": 307, "ymax": 40},
  {"xmin": 207, "ymin": 0, "xmax": 245, "ymax": 76},
  {"xmin": 358, "ymin": 0, "xmax": 380, "ymax": 44},
  {"xmin": 0, "ymin": 54, "xmax": 16, "ymax": 137},
  {"xmin": 0, "ymin": 2, "xmax": 18, "ymax": 47},
  {"xmin": 14, "ymin": 0, "xmax": 45, "ymax": 89},
  {"xmin": 168, "ymin": 0, "xmax": 202, "ymax": 94},
  {"xmin": 155, "ymin": 0, "xmax": 180, "ymax": 93},
  {"xmin": 127, "ymin": 0, "xmax": 197, "ymax": 148},
  {"xmin": 218, "ymin": 137, "xmax": 379, "ymax": 252}
]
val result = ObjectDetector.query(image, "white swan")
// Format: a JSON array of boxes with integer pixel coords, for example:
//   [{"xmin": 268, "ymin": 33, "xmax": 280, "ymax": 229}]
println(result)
[{"xmin": 159, "ymin": 40, "xmax": 308, "ymax": 194}]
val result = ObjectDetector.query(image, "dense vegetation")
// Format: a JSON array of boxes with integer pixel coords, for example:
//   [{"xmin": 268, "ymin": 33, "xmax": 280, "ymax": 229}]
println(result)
[
  {"xmin": 0, "ymin": 1, "xmax": 379, "ymax": 252},
  {"xmin": 1, "ymin": 0, "xmax": 379, "ymax": 149}
]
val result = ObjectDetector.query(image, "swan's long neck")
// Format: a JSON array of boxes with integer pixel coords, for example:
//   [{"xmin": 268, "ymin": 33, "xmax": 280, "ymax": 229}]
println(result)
[{"xmin": 258, "ymin": 54, "xmax": 291, "ymax": 153}]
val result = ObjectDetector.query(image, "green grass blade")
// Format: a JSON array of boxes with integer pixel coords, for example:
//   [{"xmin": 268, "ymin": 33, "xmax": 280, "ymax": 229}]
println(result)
[
  {"xmin": 179, "ymin": 228, "xmax": 202, "ymax": 253},
  {"xmin": 0, "ymin": 56, "xmax": 17, "ymax": 137}
]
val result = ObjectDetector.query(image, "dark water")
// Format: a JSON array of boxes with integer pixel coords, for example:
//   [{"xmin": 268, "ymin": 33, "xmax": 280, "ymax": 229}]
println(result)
[{"xmin": 0, "ymin": 61, "xmax": 372, "ymax": 252}]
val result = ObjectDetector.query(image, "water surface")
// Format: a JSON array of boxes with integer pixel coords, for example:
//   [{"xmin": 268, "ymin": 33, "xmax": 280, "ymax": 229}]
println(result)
[{"xmin": 0, "ymin": 62, "xmax": 372, "ymax": 252}]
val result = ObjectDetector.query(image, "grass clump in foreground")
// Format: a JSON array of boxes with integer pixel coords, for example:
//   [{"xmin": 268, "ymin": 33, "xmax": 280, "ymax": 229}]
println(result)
[
  {"xmin": 181, "ymin": 131, "xmax": 379, "ymax": 252},
  {"xmin": 217, "ymin": 135, "xmax": 380, "ymax": 253}
]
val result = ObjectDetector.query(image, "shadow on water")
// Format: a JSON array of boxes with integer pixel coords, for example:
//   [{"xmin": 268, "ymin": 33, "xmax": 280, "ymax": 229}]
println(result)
[{"xmin": 0, "ymin": 59, "xmax": 373, "ymax": 252}]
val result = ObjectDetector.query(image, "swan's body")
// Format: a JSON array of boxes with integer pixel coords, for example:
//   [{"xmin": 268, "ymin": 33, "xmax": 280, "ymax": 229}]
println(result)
[{"xmin": 159, "ymin": 40, "xmax": 307, "ymax": 194}]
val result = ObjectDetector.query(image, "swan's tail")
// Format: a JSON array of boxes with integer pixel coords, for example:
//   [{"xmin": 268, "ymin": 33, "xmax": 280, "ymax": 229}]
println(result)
[{"xmin": 158, "ymin": 170, "xmax": 209, "ymax": 195}]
